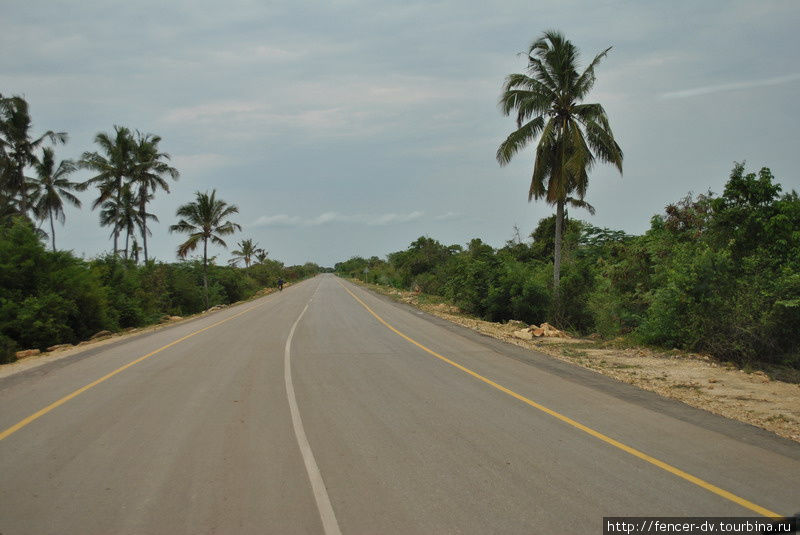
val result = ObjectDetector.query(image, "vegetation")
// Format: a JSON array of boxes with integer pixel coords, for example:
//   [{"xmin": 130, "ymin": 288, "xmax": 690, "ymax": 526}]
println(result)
[
  {"xmin": 497, "ymin": 31, "xmax": 623, "ymax": 308},
  {"xmin": 336, "ymin": 163, "xmax": 799, "ymax": 369},
  {"xmin": 0, "ymin": 217, "xmax": 320, "ymax": 363},
  {"xmin": 169, "ymin": 190, "xmax": 242, "ymax": 309},
  {"xmin": 0, "ymin": 94, "xmax": 321, "ymax": 363}
]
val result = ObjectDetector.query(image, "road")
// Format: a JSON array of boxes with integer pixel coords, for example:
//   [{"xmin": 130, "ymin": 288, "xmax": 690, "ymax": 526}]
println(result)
[{"xmin": 1, "ymin": 274, "xmax": 798, "ymax": 534}]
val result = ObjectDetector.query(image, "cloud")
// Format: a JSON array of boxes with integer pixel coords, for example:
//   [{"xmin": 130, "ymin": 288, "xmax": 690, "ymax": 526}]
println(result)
[
  {"xmin": 252, "ymin": 211, "xmax": 424, "ymax": 228},
  {"xmin": 171, "ymin": 153, "xmax": 230, "ymax": 173},
  {"xmin": 660, "ymin": 73, "xmax": 800, "ymax": 99},
  {"xmin": 434, "ymin": 211, "xmax": 461, "ymax": 221}
]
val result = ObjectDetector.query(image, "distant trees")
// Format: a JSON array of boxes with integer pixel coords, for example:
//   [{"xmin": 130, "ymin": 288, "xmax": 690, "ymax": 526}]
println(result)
[
  {"xmin": 169, "ymin": 190, "xmax": 241, "ymax": 308},
  {"xmin": 497, "ymin": 31, "xmax": 623, "ymax": 302},
  {"xmin": 80, "ymin": 127, "xmax": 178, "ymax": 260},
  {"xmin": 130, "ymin": 132, "xmax": 179, "ymax": 262},
  {"xmin": 0, "ymin": 93, "xmax": 68, "ymax": 218},
  {"xmin": 30, "ymin": 147, "xmax": 82, "ymax": 251},
  {"xmin": 338, "ymin": 163, "xmax": 800, "ymax": 368},
  {"xmin": 230, "ymin": 238, "xmax": 263, "ymax": 267}
]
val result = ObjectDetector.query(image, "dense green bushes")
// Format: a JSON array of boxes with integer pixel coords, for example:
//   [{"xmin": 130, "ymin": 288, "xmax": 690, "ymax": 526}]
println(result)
[
  {"xmin": 336, "ymin": 163, "xmax": 799, "ymax": 368},
  {"xmin": 0, "ymin": 218, "xmax": 319, "ymax": 362}
]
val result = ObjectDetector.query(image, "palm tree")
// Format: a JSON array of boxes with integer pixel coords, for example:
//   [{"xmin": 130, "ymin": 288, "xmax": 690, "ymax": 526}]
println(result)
[
  {"xmin": 169, "ymin": 190, "xmax": 241, "ymax": 309},
  {"xmin": 0, "ymin": 94, "xmax": 67, "ymax": 215},
  {"xmin": 497, "ymin": 31, "xmax": 623, "ymax": 298},
  {"xmin": 30, "ymin": 147, "xmax": 82, "ymax": 251},
  {"xmin": 230, "ymin": 238, "xmax": 262, "ymax": 267},
  {"xmin": 79, "ymin": 126, "xmax": 135, "ymax": 256},
  {"xmin": 131, "ymin": 131, "xmax": 179, "ymax": 263},
  {"xmin": 254, "ymin": 250, "xmax": 269, "ymax": 264}
]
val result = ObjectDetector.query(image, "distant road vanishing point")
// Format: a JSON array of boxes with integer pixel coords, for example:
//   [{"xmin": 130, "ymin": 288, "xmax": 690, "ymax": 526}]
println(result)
[{"xmin": 1, "ymin": 274, "xmax": 798, "ymax": 534}]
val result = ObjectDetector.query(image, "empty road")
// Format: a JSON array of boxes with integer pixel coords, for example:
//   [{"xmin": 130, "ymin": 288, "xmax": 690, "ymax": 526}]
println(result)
[{"xmin": 1, "ymin": 274, "xmax": 798, "ymax": 534}]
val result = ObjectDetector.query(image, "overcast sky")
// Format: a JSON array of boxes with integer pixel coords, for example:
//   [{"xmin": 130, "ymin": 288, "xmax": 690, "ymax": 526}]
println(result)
[{"xmin": 2, "ymin": 0, "xmax": 798, "ymax": 267}]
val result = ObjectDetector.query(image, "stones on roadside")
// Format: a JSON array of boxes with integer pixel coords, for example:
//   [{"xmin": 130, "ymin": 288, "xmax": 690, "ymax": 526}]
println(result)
[
  {"xmin": 512, "ymin": 322, "xmax": 569, "ymax": 340},
  {"xmin": 90, "ymin": 330, "xmax": 112, "ymax": 340},
  {"xmin": 46, "ymin": 344, "xmax": 73, "ymax": 352},
  {"xmin": 15, "ymin": 349, "xmax": 41, "ymax": 359}
]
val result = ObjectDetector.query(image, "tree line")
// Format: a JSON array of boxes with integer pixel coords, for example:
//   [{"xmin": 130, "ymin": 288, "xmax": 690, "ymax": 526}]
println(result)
[
  {"xmin": 336, "ymin": 163, "xmax": 800, "ymax": 369},
  {"xmin": 0, "ymin": 94, "xmax": 320, "ymax": 362}
]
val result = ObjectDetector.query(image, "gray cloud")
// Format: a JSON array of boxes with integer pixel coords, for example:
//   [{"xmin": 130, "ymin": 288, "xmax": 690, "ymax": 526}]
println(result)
[
  {"xmin": 661, "ymin": 73, "xmax": 800, "ymax": 99},
  {"xmin": 2, "ymin": 0, "xmax": 798, "ymax": 267},
  {"xmin": 252, "ymin": 211, "xmax": 424, "ymax": 228}
]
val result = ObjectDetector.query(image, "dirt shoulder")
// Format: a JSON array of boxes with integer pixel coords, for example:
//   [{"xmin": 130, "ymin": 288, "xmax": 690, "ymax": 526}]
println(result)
[{"xmin": 353, "ymin": 280, "xmax": 800, "ymax": 444}]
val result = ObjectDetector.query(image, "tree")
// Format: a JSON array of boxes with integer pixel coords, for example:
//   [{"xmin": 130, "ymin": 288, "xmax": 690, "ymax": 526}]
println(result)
[
  {"xmin": 0, "ymin": 94, "xmax": 68, "ymax": 215},
  {"xmin": 230, "ymin": 238, "xmax": 262, "ymax": 267},
  {"xmin": 254, "ymin": 250, "xmax": 269, "ymax": 264},
  {"xmin": 131, "ymin": 132, "xmax": 179, "ymax": 263},
  {"xmin": 99, "ymin": 183, "xmax": 145, "ymax": 259},
  {"xmin": 497, "ymin": 31, "xmax": 623, "ymax": 302},
  {"xmin": 30, "ymin": 147, "xmax": 82, "ymax": 251},
  {"xmin": 79, "ymin": 126, "xmax": 135, "ymax": 256},
  {"xmin": 169, "ymin": 190, "xmax": 241, "ymax": 309}
]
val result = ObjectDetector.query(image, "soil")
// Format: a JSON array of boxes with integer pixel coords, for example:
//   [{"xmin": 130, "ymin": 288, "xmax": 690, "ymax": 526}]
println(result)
[{"xmin": 358, "ymin": 281, "xmax": 800, "ymax": 444}]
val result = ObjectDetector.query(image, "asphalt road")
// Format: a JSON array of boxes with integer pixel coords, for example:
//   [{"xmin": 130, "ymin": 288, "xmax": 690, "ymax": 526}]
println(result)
[{"xmin": 1, "ymin": 274, "xmax": 798, "ymax": 534}]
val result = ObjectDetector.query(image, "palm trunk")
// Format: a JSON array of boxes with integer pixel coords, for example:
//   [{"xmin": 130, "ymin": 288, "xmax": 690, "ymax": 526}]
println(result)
[
  {"xmin": 113, "ymin": 176, "xmax": 122, "ymax": 257},
  {"xmin": 203, "ymin": 237, "xmax": 209, "ymax": 310},
  {"xmin": 140, "ymin": 186, "xmax": 149, "ymax": 263},
  {"xmin": 124, "ymin": 227, "xmax": 130, "ymax": 260},
  {"xmin": 49, "ymin": 209, "xmax": 56, "ymax": 252},
  {"xmin": 553, "ymin": 198, "xmax": 564, "ymax": 299},
  {"xmin": 17, "ymin": 163, "xmax": 28, "ymax": 215}
]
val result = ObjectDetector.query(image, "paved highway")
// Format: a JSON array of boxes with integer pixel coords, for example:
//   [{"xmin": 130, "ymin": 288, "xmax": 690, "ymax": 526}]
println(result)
[{"xmin": 1, "ymin": 274, "xmax": 798, "ymax": 534}]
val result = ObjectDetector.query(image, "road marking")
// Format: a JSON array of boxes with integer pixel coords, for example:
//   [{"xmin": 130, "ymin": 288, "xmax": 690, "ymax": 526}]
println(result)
[
  {"xmin": 285, "ymin": 299, "xmax": 342, "ymax": 535},
  {"xmin": 337, "ymin": 280, "xmax": 782, "ymax": 518},
  {"xmin": 0, "ymin": 302, "xmax": 267, "ymax": 442}
]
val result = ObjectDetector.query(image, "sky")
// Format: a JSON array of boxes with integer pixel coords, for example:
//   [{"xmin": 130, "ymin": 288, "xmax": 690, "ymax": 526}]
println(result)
[{"xmin": 2, "ymin": 0, "xmax": 799, "ymax": 267}]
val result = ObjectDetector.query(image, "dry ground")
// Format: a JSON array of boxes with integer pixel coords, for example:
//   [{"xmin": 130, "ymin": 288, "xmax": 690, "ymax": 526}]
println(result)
[{"xmin": 357, "ymin": 281, "xmax": 800, "ymax": 444}]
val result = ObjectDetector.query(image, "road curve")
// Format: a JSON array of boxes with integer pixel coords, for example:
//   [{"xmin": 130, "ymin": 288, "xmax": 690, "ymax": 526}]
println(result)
[{"xmin": 0, "ymin": 274, "xmax": 797, "ymax": 534}]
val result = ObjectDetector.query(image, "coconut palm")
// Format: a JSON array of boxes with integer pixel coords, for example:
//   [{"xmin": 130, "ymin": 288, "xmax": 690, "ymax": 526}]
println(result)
[
  {"xmin": 230, "ymin": 238, "xmax": 262, "ymax": 267},
  {"xmin": 30, "ymin": 147, "xmax": 82, "ymax": 251},
  {"xmin": 131, "ymin": 131, "xmax": 179, "ymax": 263},
  {"xmin": 0, "ymin": 94, "xmax": 68, "ymax": 215},
  {"xmin": 497, "ymin": 31, "xmax": 623, "ymax": 297},
  {"xmin": 79, "ymin": 126, "xmax": 135, "ymax": 256},
  {"xmin": 169, "ymin": 190, "xmax": 241, "ymax": 309},
  {"xmin": 254, "ymin": 250, "xmax": 269, "ymax": 264}
]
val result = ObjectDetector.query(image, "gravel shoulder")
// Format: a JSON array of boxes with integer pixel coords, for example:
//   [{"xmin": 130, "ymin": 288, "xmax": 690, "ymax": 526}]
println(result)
[{"xmin": 354, "ymin": 280, "xmax": 800, "ymax": 443}]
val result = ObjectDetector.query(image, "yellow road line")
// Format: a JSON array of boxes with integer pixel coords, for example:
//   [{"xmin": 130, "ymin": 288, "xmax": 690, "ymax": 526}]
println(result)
[
  {"xmin": 0, "ymin": 302, "xmax": 265, "ymax": 442},
  {"xmin": 338, "ymin": 281, "xmax": 781, "ymax": 518}
]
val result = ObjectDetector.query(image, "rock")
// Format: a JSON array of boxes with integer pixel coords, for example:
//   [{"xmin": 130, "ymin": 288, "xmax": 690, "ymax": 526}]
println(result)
[
  {"xmin": 90, "ymin": 330, "xmax": 112, "ymax": 340},
  {"xmin": 513, "ymin": 329, "xmax": 533, "ymax": 340},
  {"xmin": 46, "ymin": 344, "xmax": 73, "ymax": 352},
  {"xmin": 168, "ymin": 316, "xmax": 182, "ymax": 321},
  {"xmin": 539, "ymin": 322, "xmax": 568, "ymax": 338},
  {"xmin": 15, "ymin": 349, "xmax": 41, "ymax": 359},
  {"xmin": 506, "ymin": 320, "xmax": 527, "ymax": 329},
  {"xmin": 531, "ymin": 327, "xmax": 545, "ymax": 337}
]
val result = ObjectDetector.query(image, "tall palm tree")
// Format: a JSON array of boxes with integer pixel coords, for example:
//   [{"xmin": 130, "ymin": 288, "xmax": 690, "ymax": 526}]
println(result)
[
  {"xmin": 131, "ymin": 131, "xmax": 179, "ymax": 263},
  {"xmin": 0, "ymin": 94, "xmax": 67, "ymax": 215},
  {"xmin": 230, "ymin": 238, "xmax": 262, "ymax": 267},
  {"xmin": 497, "ymin": 31, "xmax": 623, "ymax": 298},
  {"xmin": 79, "ymin": 126, "xmax": 135, "ymax": 256},
  {"xmin": 254, "ymin": 250, "xmax": 269, "ymax": 264},
  {"xmin": 30, "ymin": 147, "xmax": 82, "ymax": 251},
  {"xmin": 169, "ymin": 190, "xmax": 241, "ymax": 309}
]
